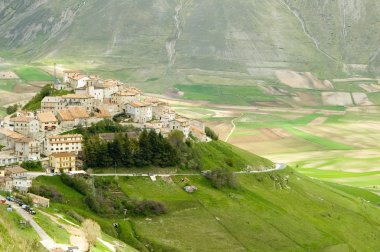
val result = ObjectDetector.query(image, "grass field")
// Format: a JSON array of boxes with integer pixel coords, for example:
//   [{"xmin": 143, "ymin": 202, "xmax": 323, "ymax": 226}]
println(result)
[
  {"xmin": 175, "ymin": 84, "xmax": 275, "ymax": 105},
  {"xmin": 31, "ymin": 168, "xmax": 380, "ymax": 251},
  {"xmin": 14, "ymin": 66, "xmax": 53, "ymax": 81},
  {"xmin": 33, "ymin": 212, "xmax": 71, "ymax": 244},
  {"xmin": 0, "ymin": 80, "xmax": 18, "ymax": 92},
  {"xmin": 0, "ymin": 203, "xmax": 45, "ymax": 251}
]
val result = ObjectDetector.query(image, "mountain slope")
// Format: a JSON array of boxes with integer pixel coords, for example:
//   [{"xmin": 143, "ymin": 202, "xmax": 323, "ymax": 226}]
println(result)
[{"xmin": 0, "ymin": 0, "xmax": 379, "ymax": 81}]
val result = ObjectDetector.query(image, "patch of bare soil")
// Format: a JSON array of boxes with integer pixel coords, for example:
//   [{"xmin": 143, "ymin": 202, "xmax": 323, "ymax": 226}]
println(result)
[
  {"xmin": 308, "ymin": 117, "xmax": 327, "ymax": 126},
  {"xmin": 321, "ymin": 92, "xmax": 353, "ymax": 106},
  {"xmin": 0, "ymin": 90, "xmax": 35, "ymax": 107},
  {"xmin": 39, "ymin": 211, "xmax": 89, "ymax": 251},
  {"xmin": 358, "ymin": 83, "xmax": 380, "ymax": 92},
  {"xmin": 0, "ymin": 71, "xmax": 18, "ymax": 79},
  {"xmin": 352, "ymin": 92, "xmax": 373, "ymax": 106},
  {"xmin": 206, "ymin": 121, "xmax": 233, "ymax": 140},
  {"xmin": 293, "ymin": 92, "xmax": 320, "ymax": 106},
  {"xmin": 275, "ymin": 70, "xmax": 333, "ymax": 90},
  {"xmin": 13, "ymin": 83, "xmax": 40, "ymax": 93}
]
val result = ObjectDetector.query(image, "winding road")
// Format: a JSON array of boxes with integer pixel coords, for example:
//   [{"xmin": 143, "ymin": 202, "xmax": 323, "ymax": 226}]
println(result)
[
  {"xmin": 0, "ymin": 195, "xmax": 71, "ymax": 251},
  {"xmin": 26, "ymin": 163, "xmax": 287, "ymax": 178},
  {"xmin": 88, "ymin": 163, "xmax": 287, "ymax": 177}
]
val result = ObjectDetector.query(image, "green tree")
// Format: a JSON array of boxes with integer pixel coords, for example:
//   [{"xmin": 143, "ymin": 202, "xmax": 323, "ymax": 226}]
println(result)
[
  {"xmin": 205, "ymin": 126, "xmax": 219, "ymax": 140},
  {"xmin": 168, "ymin": 130, "xmax": 185, "ymax": 149},
  {"xmin": 205, "ymin": 169, "xmax": 238, "ymax": 189},
  {"xmin": 6, "ymin": 104, "xmax": 18, "ymax": 115}
]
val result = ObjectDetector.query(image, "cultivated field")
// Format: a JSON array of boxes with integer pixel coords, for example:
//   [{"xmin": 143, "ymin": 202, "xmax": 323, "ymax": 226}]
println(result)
[
  {"xmin": 172, "ymin": 100, "xmax": 380, "ymax": 194},
  {"xmin": 0, "ymin": 64, "xmax": 53, "ymax": 115}
]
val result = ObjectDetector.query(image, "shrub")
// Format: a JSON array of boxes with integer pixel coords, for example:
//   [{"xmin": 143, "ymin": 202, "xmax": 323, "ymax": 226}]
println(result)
[
  {"xmin": 205, "ymin": 127, "xmax": 219, "ymax": 141},
  {"xmin": 129, "ymin": 199, "xmax": 167, "ymax": 216},
  {"xmin": 60, "ymin": 173, "xmax": 91, "ymax": 195},
  {"xmin": 20, "ymin": 161, "xmax": 42, "ymax": 171},
  {"xmin": 6, "ymin": 104, "xmax": 18, "ymax": 115},
  {"xmin": 82, "ymin": 219, "xmax": 101, "ymax": 249},
  {"xmin": 67, "ymin": 210, "xmax": 85, "ymax": 223},
  {"xmin": 205, "ymin": 169, "xmax": 238, "ymax": 189},
  {"xmin": 29, "ymin": 185, "xmax": 63, "ymax": 203}
]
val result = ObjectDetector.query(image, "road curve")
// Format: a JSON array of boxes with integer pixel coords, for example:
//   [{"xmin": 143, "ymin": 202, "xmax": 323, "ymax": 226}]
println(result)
[{"xmin": 89, "ymin": 163, "xmax": 287, "ymax": 177}]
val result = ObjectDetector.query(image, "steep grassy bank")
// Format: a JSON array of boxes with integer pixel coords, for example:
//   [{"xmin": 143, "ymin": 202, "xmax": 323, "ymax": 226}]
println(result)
[
  {"xmin": 32, "ymin": 167, "xmax": 380, "ymax": 251},
  {"xmin": 0, "ymin": 204, "xmax": 46, "ymax": 252}
]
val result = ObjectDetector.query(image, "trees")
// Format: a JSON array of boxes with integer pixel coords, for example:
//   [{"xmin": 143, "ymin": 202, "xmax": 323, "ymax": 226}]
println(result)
[
  {"xmin": 20, "ymin": 161, "xmax": 42, "ymax": 171},
  {"xmin": 82, "ymin": 129, "xmax": 180, "ymax": 169},
  {"xmin": 205, "ymin": 169, "xmax": 238, "ymax": 189},
  {"xmin": 82, "ymin": 219, "xmax": 101, "ymax": 250},
  {"xmin": 205, "ymin": 126, "xmax": 219, "ymax": 140},
  {"xmin": 6, "ymin": 104, "xmax": 18, "ymax": 115}
]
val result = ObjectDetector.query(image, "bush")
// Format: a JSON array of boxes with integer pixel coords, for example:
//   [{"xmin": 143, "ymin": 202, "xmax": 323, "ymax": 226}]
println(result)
[
  {"xmin": 60, "ymin": 173, "xmax": 91, "ymax": 195},
  {"xmin": 6, "ymin": 104, "xmax": 18, "ymax": 115},
  {"xmin": 205, "ymin": 127, "xmax": 219, "ymax": 140},
  {"xmin": 129, "ymin": 199, "xmax": 167, "ymax": 216},
  {"xmin": 29, "ymin": 185, "xmax": 63, "ymax": 203},
  {"xmin": 67, "ymin": 210, "xmax": 85, "ymax": 223},
  {"xmin": 205, "ymin": 169, "xmax": 238, "ymax": 189},
  {"xmin": 15, "ymin": 194, "xmax": 33, "ymax": 205},
  {"xmin": 20, "ymin": 161, "xmax": 42, "ymax": 171}
]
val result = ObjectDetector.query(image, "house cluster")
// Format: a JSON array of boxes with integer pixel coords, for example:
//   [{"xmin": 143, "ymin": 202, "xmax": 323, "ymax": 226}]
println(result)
[
  {"xmin": 0, "ymin": 166, "xmax": 31, "ymax": 193},
  {"xmin": 0, "ymin": 70, "xmax": 208, "ymax": 193},
  {"xmin": 55, "ymin": 70, "xmax": 207, "ymax": 140}
]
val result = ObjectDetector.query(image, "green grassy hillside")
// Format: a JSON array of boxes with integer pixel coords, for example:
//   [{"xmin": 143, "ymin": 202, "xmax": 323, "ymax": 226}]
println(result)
[
  {"xmin": 0, "ymin": 204, "xmax": 46, "ymax": 252},
  {"xmin": 31, "ymin": 168, "xmax": 380, "ymax": 251}
]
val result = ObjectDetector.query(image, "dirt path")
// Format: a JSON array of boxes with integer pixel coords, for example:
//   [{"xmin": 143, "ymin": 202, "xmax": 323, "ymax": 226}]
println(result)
[
  {"xmin": 225, "ymin": 117, "xmax": 237, "ymax": 142},
  {"xmin": 39, "ymin": 211, "xmax": 89, "ymax": 252}
]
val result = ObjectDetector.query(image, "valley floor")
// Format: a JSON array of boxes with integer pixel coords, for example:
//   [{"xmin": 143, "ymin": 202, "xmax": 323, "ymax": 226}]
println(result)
[{"xmin": 169, "ymin": 98, "xmax": 380, "ymax": 195}]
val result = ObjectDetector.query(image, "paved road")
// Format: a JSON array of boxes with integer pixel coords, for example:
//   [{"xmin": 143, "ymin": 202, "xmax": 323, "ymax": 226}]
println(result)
[
  {"xmin": 0, "ymin": 195, "xmax": 70, "ymax": 251},
  {"xmin": 26, "ymin": 163, "xmax": 286, "ymax": 179},
  {"xmin": 89, "ymin": 163, "xmax": 287, "ymax": 177}
]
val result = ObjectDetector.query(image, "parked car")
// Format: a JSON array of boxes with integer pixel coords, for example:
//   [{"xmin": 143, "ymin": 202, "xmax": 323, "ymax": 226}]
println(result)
[
  {"xmin": 0, "ymin": 199, "xmax": 6, "ymax": 204},
  {"xmin": 5, "ymin": 196, "xmax": 11, "ymax": 201}
]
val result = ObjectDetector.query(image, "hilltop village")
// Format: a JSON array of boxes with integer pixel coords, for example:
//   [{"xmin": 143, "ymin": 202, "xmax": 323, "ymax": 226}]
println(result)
[{"xmin": 0, "ymin": 70, "xmax": 207, "ymax": 192}]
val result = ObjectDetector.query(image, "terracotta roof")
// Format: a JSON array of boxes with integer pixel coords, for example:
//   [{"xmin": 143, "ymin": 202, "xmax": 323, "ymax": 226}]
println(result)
[
  {"xmin": 37, "ymin": 112, "xmax": 58, "ymax": 123},
  {"xmin": 114, "ymin": 91, "xmax": 138, "ymax": 97},
  {"xmin": 48, "ymin": 134, "xmax": 82, "ymax": 139},
  {"xmin": 57, "ymin": 106, "xmax": 89, "ymax": 121},
  {"xmin": 50, "ymin": 152, "xmax": 76, "ymax": 158},
  {"xmin": 63, "ymin": 70, "xmax": 81, "ymax": 73},
  {"xmin": 69, "ymin": 74, "xmax": 88, "ymax": 81},
  {"xmin": 11, "ymin": 116, "xmax": 34, "ymax": 123},
  {"xmin": 57, "ymin": 109, "xmax": 74, "ymax": 121},
  {"xmin": 68, "ymin": 106, "xmax": 89, "ymax": 118},
  {"xmin": 190, "ymin": 126, "xmax": 205, "ymax": 135},
  {"xmin": 5, "ymin": 166, "xmax": 27, "ymax": 174},
  {"xmin": 0, "ymin": 177, "xmax": 12, "ymax": 183},
  {"xmin": 176, "ymin": 117, "xmax": 189, "ymax": 123},
  {"xmin": 95, "ymin": 106, "xmax": 112, "ymax": 118},
  {"xmin": 128, "ymin": 102, "xmax": 150, "ymax": 108},
  {"xmin": 104, "ymin": 79, "xmax": 121, "ymax": 87},
  {"xmin": 62, "ymin": 94, "xmax": 93, "ymax": 99},
  {"xmin": 0, "ymin": 128, "xmax": 26, "ymax": 139},
  {"xmin": 15, "ymin": 137, "xmax": 34, "ymax": 143}
]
